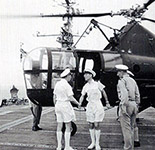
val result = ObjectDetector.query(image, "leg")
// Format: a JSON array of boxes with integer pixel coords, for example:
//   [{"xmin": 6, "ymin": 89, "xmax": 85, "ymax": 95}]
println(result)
[
  {"xmin": 132, "ymin": 114, "xmax": 140, "ymax": 147},
  {"xmin": 88, "ymin": 122, "xmax": 95, "ymax": 149},
  {"xmin": 64, "ymin": 122, "xmax": 73, "ymax": 150},
  {"xmin": 33, "ymin": 105, "xmax": 41, "ymax": 126},
  {"xmin": 37, "ymin": 105, "xmax": 42, "ymax": 125},
  {"xmin": 134, "ymin": 114, "xmax": 140, "ymax": 147},
  {"xmin": 32, "ymin": 106, "xmax": 38, "ymax": 130},
  {"xmin": 94, "ymin": 122, "xmax": 101, "ymax": 150},
  {"xmin": 36, "ymin": 105, "xmax": 42, "ymax": 130},
  {"xmin": 56, "ymin": 122, "xmax": 63, "ymax": 150},
  {"xmin": 120, "ymin": 113, "xmax": 133, "ymax": 150}
]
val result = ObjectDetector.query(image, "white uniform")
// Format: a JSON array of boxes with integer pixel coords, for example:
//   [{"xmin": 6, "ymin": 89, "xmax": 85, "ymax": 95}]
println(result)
[
  {"xmin": 81, "ymin": 80, "xmax": 105, "ymax": 122},
  {"xmin": 53, "ymin": 79, "xmax": 76, "ymax": 123}
]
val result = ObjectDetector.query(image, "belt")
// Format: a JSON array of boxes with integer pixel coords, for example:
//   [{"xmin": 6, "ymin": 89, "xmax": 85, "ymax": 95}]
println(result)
[
  {"xmin": 56, "ymin": 100, "xmax": 70, "ymax": 103},
  {"xmin": 129, "ymin": 99, "xmax": 135, "ymax": 101}
]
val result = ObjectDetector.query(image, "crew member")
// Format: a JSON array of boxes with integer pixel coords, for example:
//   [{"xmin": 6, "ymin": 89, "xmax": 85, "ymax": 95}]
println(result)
[
  {"xmin": 79, "ymin": 68, "xmax": 110, "ymax": 150},
  {"xmin": 30, "ymin": 72, "xmax": 43, "ymax": 131},
  {"xmin": 126, "ymin": 70, "xmax": 140, "ymax": 147},
  {"xmin": 53, "ymin": 68, "xmax": 80, "ymax": 150},
  {"xmin": 115, "ymin": 64, "xmax": 140, "ymax": 150}
]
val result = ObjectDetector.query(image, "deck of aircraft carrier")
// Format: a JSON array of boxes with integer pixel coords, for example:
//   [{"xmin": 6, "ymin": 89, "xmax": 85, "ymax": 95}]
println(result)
[{"xmin": 0, "ymin": 104, "xmax": 155, "ymax": 150}]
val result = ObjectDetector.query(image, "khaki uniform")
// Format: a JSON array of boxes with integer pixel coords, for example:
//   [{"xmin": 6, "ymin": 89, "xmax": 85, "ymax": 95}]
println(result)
[{"xmin": 117, "ymin": 74, "xmax": 140, "ymax": 150}]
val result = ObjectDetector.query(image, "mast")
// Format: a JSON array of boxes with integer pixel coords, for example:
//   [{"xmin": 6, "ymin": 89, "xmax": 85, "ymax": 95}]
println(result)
[{"xmin": 56, "ymin": 0, "xmax": 74, "ymax": 49}]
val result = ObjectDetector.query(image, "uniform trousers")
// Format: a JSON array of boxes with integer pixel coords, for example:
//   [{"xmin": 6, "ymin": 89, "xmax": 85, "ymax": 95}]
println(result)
[
  {"xmin": 119, "ymin": 101, "xmax": 138, "ymax": 150},
  {"xmin": 32, "ymin": 104, "xmax": 42, "ymax": 127}
]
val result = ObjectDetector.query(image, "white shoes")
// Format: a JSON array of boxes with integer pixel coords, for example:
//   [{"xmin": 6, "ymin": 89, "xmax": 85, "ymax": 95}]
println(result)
[
  {"xmin": 64, "ymin": 146, "xmax": 76, "ymax": 150},
  {"xmin": 95, "ymin": 145, "xmax": 101, "ymax": 150},
  {"xmin": 88, "ymin": 143, "xmax": 95, "ymax": 149}
]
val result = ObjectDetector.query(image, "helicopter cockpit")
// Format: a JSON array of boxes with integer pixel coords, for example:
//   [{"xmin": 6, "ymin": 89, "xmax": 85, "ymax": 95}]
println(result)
[{"xmin": 23, "ymin": 47, "xmax": 76, "ymax": 106}]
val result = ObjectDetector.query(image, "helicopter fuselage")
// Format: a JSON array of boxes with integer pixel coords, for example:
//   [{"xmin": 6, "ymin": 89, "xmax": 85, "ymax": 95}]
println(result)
[{"xmin": 23, "ymin": 22, "xmax": 155, "ymax": 111}]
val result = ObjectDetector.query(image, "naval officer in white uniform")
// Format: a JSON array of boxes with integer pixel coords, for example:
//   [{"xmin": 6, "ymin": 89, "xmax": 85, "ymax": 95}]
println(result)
[
  {"xmin": 79, "ymin": 68, "xmax": 110, "ymax": 150},
  {"xmin": 53, "ymin": 68, "xmax": 80, "ymax": 150}
]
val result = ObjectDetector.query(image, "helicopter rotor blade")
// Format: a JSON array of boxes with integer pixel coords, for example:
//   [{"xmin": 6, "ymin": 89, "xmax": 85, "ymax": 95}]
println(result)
[
  {"xmin": 0, "ymin": 14, "xmax": 44, "ymax": 19},
  {"xmin": 42, "ymin": 12, "xmax": 112, "ymax": 18},
  {"xmin": 1, "ymin": 12, "xmax": 113, "ymax": 19},
  {"xmin": 141, "ymin": 17, "xmax": 155, "ymax": 23},
  {"xmin": 143, "ymin": 0, "xmax": 155, "ymax": 9}
]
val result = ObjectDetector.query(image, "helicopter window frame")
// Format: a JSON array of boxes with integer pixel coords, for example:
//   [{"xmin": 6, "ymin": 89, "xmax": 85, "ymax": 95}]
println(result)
[
  {"xmin": 51, "ymin": 51, "xmax": 76, "ymax": 70},
  {"xmin": 78, "ymin": 57, "xmax": 94, "ymax": 73},
  {"xmin": 51, "ymin": 51, "xmax": 76, "ymax": 89}
]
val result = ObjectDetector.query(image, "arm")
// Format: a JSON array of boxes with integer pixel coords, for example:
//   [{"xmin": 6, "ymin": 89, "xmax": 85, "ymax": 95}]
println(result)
[
  {"xmin": 79, "ymin": 95, "xmax": 85, "ymax": 107},
  {"xmin": 118, "ymin": 80, "xmax": 129, "ymax": 106},
  {"xmin": 98, "ymin": 81, "xmax": 110, "ymax": 107},
  {"xmin": 135, "ymin": 84, "xmax": 140, "ymax": 107},
  {"xmin": 102, "ymin": 89, "xmax": 109, "ymax": 104},
  {"xmin": 69, "ymin": 95, "xmax": 80, "ymax": 106},
  {"xmin": 53, "ymin": 94, "xmax": 56, "ymax": 106}
]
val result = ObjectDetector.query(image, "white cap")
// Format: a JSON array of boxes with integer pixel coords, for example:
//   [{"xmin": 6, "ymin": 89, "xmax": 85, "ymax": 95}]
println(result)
[
  {"xmin": 60, "ymin": 68, "xmax": 71, "ymax": 78},
  {"xmin": 115, "ymin": 64, "xmax": 128, "ymax": 71},
  {"xmin": 127, "ymin": 70, "xmax": 134, "ymax": 76},
  {"xmin": 84, "ymin": 68, "xmax": 96, "ymax": 77}
]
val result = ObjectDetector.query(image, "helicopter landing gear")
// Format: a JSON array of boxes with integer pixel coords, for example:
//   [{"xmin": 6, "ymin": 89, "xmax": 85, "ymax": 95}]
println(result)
[{"xmin": 62, "ymin": 121, "xmax": 77, "ymax": 136}]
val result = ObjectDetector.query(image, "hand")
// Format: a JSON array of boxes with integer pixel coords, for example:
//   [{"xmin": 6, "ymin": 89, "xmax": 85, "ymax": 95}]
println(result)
[
  {"xmin": 78, "ymin": 103, "xmax": 81, "ymax": 109},
  {"xmin": 106, "ymin": 103, "xmax": 111, "ymax": 109},
  {"xmin": 30, "ymin": 107, "xmax": 33, "ymax": 112}
]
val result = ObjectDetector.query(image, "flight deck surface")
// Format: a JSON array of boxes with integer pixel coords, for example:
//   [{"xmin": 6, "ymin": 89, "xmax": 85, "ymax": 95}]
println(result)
[{"xmin": 0, "ymin": 105, "xmax": 155, "ymax": 150}]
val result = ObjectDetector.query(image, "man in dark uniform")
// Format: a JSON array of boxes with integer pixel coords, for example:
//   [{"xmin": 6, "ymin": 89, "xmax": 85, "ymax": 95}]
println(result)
[{"xmin": 29, "ymin": 61, "xmax": 43, "ymax": 131}]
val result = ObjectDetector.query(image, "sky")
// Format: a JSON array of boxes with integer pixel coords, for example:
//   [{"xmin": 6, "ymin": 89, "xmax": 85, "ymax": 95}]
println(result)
[{"xmin": 0, "ymin": 0, "xmax": 155, "ymax": 101}]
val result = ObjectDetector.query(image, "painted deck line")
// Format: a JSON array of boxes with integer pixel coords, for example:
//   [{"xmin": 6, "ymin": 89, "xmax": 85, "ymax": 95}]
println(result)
[
  {"xmin": 0, "ymin": 111, "xmax": 13, "ymax": 115},
  {"xmin": 0, "ymin": 142, "xmax": 125, "ymax": 150},
  {"xmin": 7, "ymin": 128, "xmax": 155, "ymax": 138},
  {"xmin": 0, "ymin": 108, "xmax": 54, "ymax": 132},
  {"xmin": 0, "ymin": 142, "xmax": 151, "ymax": 150},
  {"xmin": 0, "ymin": 142, "xmax": 55, "ymax": 149}
]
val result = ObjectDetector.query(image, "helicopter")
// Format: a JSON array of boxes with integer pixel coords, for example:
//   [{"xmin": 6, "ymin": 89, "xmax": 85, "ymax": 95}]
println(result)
[{"xmin": 21, "ymin": 0, "xmax": 155, "ymax": 134}]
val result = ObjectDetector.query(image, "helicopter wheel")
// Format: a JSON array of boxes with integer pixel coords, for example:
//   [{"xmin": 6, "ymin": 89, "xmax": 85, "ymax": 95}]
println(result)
[{"xmin": 62, "ymin": 121, "xmax": 77, "ymax": 136}]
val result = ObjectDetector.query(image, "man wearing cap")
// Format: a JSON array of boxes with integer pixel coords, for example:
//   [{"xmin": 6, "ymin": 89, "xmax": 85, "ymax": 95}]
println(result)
[
  {"xmin": 53, "ymin": 68, "xmax": 80, "ymax": 150},
  {"xmin": 79, "ymin": 68, "xmax": 110, "ymax": 150},
  {"xmin": 115, "ymin": 64, "xmax": 140, "ymax": 150}
]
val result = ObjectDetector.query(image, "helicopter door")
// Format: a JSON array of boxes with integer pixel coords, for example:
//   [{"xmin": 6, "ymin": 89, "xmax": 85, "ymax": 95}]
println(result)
[{"xmin": 75, "ymin": 51, "xmax": 102, "ymax": 99}]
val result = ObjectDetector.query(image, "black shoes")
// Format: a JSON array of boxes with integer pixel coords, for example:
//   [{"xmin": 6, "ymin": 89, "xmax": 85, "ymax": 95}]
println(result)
[
  {"xmin": 32, "ymin": 127, "xmax": 38, "ymax": 131},
  {"xmin": 122, "ymin": 141, "xmax": 140, "ymax": 147},
  {"xmin": 36, "ymin": 126, "xmax": 42, "ymax": 130},
  {"xmin": 32, "ymin": 126, "xmax": 42, "ymax": 131},
  {"xmin": 134, "ymin": 141, "xmax": 140, "ymax": 147}
]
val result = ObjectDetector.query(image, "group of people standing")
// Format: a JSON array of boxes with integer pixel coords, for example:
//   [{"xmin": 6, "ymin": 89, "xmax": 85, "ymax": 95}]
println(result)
[
  {"xmin": 29, "ymin": 63, "xmax": 140, "ymax": 150},
  {"xmin": 53, "ymin": 64, "xmax": 140, "ymax": 150}
]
